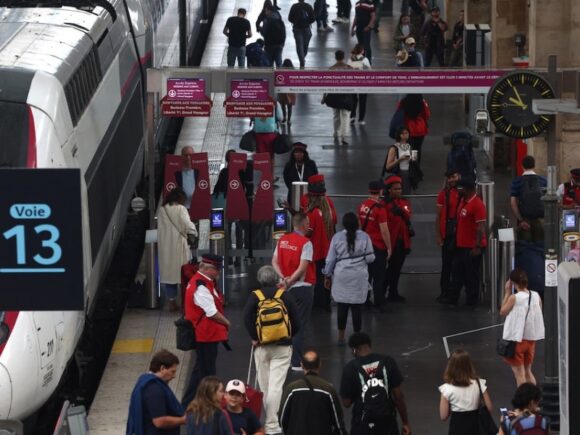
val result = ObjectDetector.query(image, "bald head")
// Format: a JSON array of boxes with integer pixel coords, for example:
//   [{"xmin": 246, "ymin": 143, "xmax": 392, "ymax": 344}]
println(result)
[{"xmin": 301, "ymin": 350, "xmax": 321, "ymax": 373}]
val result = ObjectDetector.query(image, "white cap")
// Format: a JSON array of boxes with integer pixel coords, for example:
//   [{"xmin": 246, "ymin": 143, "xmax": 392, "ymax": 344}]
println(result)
[{"xmin": 226, "ymin": 379, "xmax": 246, "ymax": 394}]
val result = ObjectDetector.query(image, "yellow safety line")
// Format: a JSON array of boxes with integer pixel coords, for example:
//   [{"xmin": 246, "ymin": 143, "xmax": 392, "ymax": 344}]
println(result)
[{"xmin": 112, "ymin": 338, "xmax": 154, "ymax": 353}]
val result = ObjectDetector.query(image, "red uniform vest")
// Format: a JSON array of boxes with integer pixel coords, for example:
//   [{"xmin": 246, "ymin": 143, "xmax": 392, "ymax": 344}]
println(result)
[
  {"xmin": 385, "ymin": 198, "xmax": 412, "ymax": 249},
  {"xmin": 277, "ymin": 232, "xmax": 316, "ymax": 285},
  {"xmin": 563, "ymin": 182, "xmax": 580, "ymax": 206},
  {"xmin": 184, "ymin": 271, "xmax": 228, "ymax": 343}
]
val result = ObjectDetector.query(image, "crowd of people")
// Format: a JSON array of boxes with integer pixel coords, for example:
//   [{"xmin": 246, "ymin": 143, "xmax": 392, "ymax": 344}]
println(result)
[{"xmin": 223, "ymin": 0, "xmax": 465, "ymax": 70}]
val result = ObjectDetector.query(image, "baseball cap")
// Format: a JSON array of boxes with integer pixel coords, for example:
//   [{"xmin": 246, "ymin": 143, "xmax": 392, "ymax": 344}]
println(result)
[{"xmin": 226, "ymin": 379, "xmax": 246, "ymax": 394}]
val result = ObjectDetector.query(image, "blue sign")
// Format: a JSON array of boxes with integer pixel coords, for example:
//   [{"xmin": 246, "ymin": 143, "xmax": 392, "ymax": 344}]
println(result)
[
  {"xmin": 0, "ymin": 169, "xmax": 84, "ymax": 310},
  {"xmin": 274, "ymin": 210, "xmax": 287, "ymax": 231},
  {"xmin": 210, "ymin": 209, "xmax": 224, "ymax": 230}
]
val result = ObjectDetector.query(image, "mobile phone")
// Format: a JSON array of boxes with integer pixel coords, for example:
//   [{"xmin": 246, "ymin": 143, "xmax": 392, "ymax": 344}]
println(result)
[{"xmin": 499, "ymin": 407, "xmax": 509, "ymax": 419}]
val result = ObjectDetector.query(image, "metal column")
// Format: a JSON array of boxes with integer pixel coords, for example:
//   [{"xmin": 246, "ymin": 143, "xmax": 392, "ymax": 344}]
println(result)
[
  {"xmin": 291, "ymin": 182, "xmax": 308, "ymax": 212},
  {"xmin": 478, "ymin": 181, "xmax": 495, "ymax": 303}
]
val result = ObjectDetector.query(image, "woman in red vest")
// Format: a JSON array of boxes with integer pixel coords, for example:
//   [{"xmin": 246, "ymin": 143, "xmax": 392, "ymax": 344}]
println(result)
[{"xmin": 383, "ymin": 175, "xmax": 413, "ymax": 302}]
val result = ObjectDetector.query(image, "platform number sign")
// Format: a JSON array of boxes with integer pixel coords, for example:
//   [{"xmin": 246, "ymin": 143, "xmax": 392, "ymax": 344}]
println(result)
[{"xmin": 0, "ymin": 169, "xmax": 84, "ymax": 310}]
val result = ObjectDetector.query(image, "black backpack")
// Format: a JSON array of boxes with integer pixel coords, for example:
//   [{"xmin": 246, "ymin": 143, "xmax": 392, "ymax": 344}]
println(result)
[
  {"xmin": 357, "ymin": 360, "xmax": 395, "ymax": 424},
  {"xmin": 518, "ymin": 175, "xmax": 544, "ymax": 219},
  {"xmin": 265, "ymin": 18, "xmax": 286, "ymax": 45},
  {"xmin": 295, "ymin": 4, "xmax": 312, "ymax": 27},
  {"xmin": 446, "ymin": 131, "xmax": 476, "ymax": 184}
]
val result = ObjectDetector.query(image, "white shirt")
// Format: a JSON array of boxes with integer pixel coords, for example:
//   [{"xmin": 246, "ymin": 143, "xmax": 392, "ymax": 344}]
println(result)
[
  {"xmin": 181, "ymin": 169, "xmax": 196, "ymax": 208},
  {"xmin": 193, "ymin": 272, "xmax": 219, "ymax": 317},
  {"xmin": 395, "ymin": 142, "xmax": 411, "ymax": 171},
  {"xmin": 502, "ymin": 290, "xmax": 545, "ymax": 342},
  {"xmin": 439, "ymin": 379, "xmax": 487, "ymax": 412}
]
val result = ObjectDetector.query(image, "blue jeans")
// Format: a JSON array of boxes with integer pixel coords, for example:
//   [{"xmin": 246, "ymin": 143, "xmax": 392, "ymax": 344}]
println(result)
[
  {"xmin": 356, "ymin": 28, "xmax": 372, "ymax": 63},
  {"xmin": 227, "ymin": 46, "xmax": 246, "ymax": 67},
  {"xmin": 293, "ymin": 27, "xmax": 312, "ymax": 67},
  {"xmin": 288, "ymin": 285, "xmax": 313, "ymax": 366},
  {"xmin": 162, "ymin": 283, "xmax": 178, "ymax": 299},
  {"xmin": 265, "ymin": 44, "xmax": 283, "ymax": 67}
]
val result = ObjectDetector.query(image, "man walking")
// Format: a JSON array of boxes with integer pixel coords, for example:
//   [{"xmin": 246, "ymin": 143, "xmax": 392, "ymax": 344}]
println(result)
[
  {"xmin": 262, "ymin": 5, "xmax": 286, "ymax": 67},
  {"xmin": 288, "ymin": 0, "xmax": 316, "ymax": 68},
  {"xmin": 358, "ymin": 180, "xmax": 391, "ymax": 312},
  {"xmin": 443, "ymin": 179, "xmax": 487, "ymax": 306},
  {"xmin": 351, "ymin": 0, "xmax": 376, "ymax": 63},
  {"xmin": 340, "ymin": 332, "xmax": 411, "ymax": 435},
  {"xmin": 328, "ymin": 51, "xmax": 352, "ymax": 145},
  {"xmin": 420, "ymin": 6, "xmax": 447, "ymax": 66},
  {"xmin": 435, "ymin": 168, "xmax": 460, "ymax": 302},
  {"xmin": 223, "ymin": 8, "xmax": 252, "ymax": 67},
  {"xmin": 127, "ymin": 349, "xmax": 185, "ymax": 434},
  {"xmin": 243, "ymin": 265, "xmax": 301, "ymax": 435},
  {"xmin": 279, "ymin": 350, "xmax": 347, "ymax": 435},
  {"xmin": 272, "ymin": 212, "xmax": 316, "ymax": 370},
  {"xmin": 510, "ymin": 155, "xmax": 547, "ymax": 243},
  {"xmin": 181, "ymin": 254, "xmax": 230, "ymax": 406}
]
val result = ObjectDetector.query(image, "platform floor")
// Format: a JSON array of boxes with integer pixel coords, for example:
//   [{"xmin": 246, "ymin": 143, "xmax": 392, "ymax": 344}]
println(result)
[{"xmin": 88, "ymin": 0, "xmax": 533, "ymax": 432}]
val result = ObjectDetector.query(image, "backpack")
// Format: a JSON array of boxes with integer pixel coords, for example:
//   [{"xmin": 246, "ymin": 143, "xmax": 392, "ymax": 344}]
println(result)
[
  {"xmin": 246, "ymin": 42, "xmax": 271, "ymax": 67},
  {"xmin": 502, "ymin": 413, "xmax": 549, "ymax": 435},
  {"xmin": 446, "ymin": 131, "xmax": 476, "ymax": 184},
  {"xmin": 357, "ymin": 360, "xmax": 395, "ymax": 424},
  {"xmin": 295, "ymin": 4, "xmax": 312, "ymax": 27},
  {"xmin": 254, "ymin": 288, "xmax": 291, "ymax": 344},
  {"xmin": 518, "ymin": 175, "xmax": 544, "ymax": 219},
  {"xmin": 265, "ymin": 18, "xmax": 286, "ymax": 46}
]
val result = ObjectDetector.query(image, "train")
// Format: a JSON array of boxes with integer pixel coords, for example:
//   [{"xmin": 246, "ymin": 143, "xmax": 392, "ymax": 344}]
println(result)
[{"xmin": 0, "ymin": 0, "xmax": 204, "ymax": 421}]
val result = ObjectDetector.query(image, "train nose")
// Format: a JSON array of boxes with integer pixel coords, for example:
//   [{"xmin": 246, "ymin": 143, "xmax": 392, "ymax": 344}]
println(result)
[{"xmin": 0, "ymin": 363, "xmax": 12, "ymax": 418}]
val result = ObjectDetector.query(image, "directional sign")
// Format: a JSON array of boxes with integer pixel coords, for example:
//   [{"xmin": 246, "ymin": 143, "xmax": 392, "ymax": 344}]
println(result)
[
  {"xmin": 0, "ymin": 169, "xmax": 84, "ymax": 310},
  {"xmin": 225, "ymin": 77, "xmax": 275, "ymax": 117},
  {"xmin": 161, "ymin": 78, "xmax": 213, "ymax": 117}
]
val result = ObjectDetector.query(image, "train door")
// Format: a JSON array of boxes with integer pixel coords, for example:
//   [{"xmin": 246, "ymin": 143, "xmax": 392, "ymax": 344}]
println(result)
[{"xmin": 32, "ymin": 312, "xmax": 57, "ymax": 374}]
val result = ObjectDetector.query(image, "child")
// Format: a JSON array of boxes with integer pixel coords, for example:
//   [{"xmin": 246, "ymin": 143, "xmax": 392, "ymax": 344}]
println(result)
[{"xmin": 224, "ymin": 380, "xmax": 264, "ymax": 435}]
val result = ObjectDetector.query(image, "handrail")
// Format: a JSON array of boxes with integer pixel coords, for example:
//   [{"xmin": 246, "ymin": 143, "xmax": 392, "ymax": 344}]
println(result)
[{"xmin": 326, "ymin": 193, "xmax": 438, "ymax": 199}]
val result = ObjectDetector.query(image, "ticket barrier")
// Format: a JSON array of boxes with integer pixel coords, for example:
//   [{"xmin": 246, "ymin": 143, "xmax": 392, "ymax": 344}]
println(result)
[
  {"xmin": 561, "ymin": 209, "xmax": 580, "ymax": 262},
  {"xmin": 209, "ymin": 208, "xmax": 227, "ymax": 299},
  {"xmin": 557, "ymin": 262, "xmax": 580, "ymax": 435},
  {"xmin": 273, "ymin": 208, "xmax": 289, "ymax": 241}
]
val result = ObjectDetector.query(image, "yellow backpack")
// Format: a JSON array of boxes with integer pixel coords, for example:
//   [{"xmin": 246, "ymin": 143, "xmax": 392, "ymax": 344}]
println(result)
[{"xmin": 254, "ymin": 288, "xmax": 291, "ymax": 344}]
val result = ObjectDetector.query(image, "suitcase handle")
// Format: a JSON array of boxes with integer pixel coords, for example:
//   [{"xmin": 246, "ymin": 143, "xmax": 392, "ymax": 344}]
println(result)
[{"xmin": 247, "ymin": 345, "xmax": 257, "ymax": 388}]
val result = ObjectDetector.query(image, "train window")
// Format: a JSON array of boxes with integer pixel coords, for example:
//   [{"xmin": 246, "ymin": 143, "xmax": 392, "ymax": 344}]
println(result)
[
  {"xmin": 0, "ymin": 322, "xmax": 8, "ymax": 346},
  {"xmin": 0, "ymin": 102, "xmax": 29, "ymax": 167},
  {"xmin": 64, "ymin": 47, "xmax": 103, "ymax": 126}
]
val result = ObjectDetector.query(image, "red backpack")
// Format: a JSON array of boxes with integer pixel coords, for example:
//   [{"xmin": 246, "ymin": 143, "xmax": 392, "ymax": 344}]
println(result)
[{"xmin": 503, "ymin": 413, "xmax": 549, "ymax": 435}]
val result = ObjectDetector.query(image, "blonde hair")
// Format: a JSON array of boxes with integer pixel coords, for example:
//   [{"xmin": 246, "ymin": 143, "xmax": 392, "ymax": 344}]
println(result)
[{"xmin": 186, "ymin": 376, "xmax": 223, "ymax": 425}]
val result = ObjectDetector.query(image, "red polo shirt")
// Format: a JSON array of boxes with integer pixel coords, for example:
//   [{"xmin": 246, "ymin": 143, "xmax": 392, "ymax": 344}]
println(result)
[
  {"xmin": 436, "ymin": 187, "xmax": 460, "ymax": 239},
  {"xmin": 456, "ymin": 194, "xmax": 487, "ymax": 249},
  {"xmin": 358, "ymin": 198, "xmax": 389, "ymax": 250},
  {"xmin": 385, "ymin": 198, "xmax": 412, "ymax": 249},
  {"xmin": 300, "ymin": 194, "xmax": 337, "ymax": 225},
  {"xmin": 306, "ymin": 207, "xmax": 332, "ymax": 261}
]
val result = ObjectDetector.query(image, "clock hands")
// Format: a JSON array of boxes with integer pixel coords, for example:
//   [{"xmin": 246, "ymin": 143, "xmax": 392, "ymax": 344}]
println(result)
[{"xmin": 510, "ymin": 86, "xmax": 528, "ymax": 110}]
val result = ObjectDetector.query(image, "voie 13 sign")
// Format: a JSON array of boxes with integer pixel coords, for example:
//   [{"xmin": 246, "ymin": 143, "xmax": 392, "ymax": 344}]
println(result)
[{"xmin": 0, "ymin": 169, "xmax": 84, "ymax": 311}]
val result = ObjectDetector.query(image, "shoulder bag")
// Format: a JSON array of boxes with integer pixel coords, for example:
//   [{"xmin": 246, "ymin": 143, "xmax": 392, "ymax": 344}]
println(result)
[
  {"xmin": 497, "ymin": 291, "xmax": 532, "ymax": 358},
  {"xmin": 476, "ymin": 379, "xmax": 498, "ymax": 435},
  {"xmin": 240, "ymin": 130, "xmax": 257, "ymax": 151}
]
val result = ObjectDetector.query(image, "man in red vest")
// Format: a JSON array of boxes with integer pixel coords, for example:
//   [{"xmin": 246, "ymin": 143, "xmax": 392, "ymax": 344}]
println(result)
[
  {"xmin": 181, "ymin": 254, "xmax": 229, "ymax": 407},
  {"xmin": 272, "ymin": 211, "xmax": 316, "ymax": 370}
]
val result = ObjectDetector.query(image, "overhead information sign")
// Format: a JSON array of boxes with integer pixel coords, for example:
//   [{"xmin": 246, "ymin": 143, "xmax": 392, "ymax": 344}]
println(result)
[
  {"xmin": 225, "ymin": 72, "xmax": 275, "ymax": 117},
  {"xmin": 0, "ymin": 169, "xmax": 84, "ymax": 310},
  {"xmin": 274, "ymin": 70, "xmax": 507, "ymax": 94},
  {"xmin": 161, "ymin": 77, "xmax": 213, "ymax": 117}
]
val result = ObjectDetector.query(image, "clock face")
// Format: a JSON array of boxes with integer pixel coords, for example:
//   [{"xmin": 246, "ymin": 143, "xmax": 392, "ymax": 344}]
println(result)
[{"xmin": 487, "ymin": 71, "xmax": 555, "ymax": 138}]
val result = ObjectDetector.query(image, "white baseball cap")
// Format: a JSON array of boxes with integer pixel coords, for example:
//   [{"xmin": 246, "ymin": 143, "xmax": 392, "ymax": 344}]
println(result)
[{"xmin": 226, "ymin": 379, "xmax": 246, "ymax": 394}]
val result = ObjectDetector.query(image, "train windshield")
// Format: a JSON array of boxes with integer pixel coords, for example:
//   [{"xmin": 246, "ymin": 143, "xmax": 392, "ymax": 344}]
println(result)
[{"xmin": 0, "ymin": 101, "xmax": 31, "ymax": 167}]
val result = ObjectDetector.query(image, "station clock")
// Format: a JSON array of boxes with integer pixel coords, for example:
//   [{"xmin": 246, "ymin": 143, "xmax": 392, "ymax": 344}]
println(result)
[{"xmin": 487, "ymin": 71, "xmax": 555, "ymax": 138}]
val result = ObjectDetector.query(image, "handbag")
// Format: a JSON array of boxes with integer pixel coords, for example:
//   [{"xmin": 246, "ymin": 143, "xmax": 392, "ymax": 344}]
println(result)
[
  {"xmin": 174, "ymin": 316, "xmax": 196, "ymax": 351},
  {"xmin": 240, "ymin": 130, "xmax": 256, "ymax": 151},
  {"xmin": 497, "ymin": 291, "xmax": 532, "ymax": 358},
  {"xmin": 273, "ymin": 133, "xmax": 291, "ymax": 154},
  {"xmin": 476, "ymin": 379, "xmax": 498, "ymax": 435}
]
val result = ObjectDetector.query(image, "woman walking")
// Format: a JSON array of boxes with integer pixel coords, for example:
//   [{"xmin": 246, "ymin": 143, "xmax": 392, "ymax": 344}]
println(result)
[
  {"xmin": 282, "ymin": 142, "xmax": 318, "ymax": 202},
  {"xmin": 500, "ymin": 268, "xmax": 545, "ymax": 386},
  {"xmin": 157, "ymin": 187, "xmax": 197, "ymax": 311},
  {"xmin": 383, "ymin": 126, "xmax": 412, "ymax": 195},
  {"xmin": 323, "ymin": 212, "xmax": 375, "ymax": 345},
  {"xmin": 400, "ymin": 93, "xmax": 430, "ymax": 169},
  {"xmin": 439, "ymin": 349, "xmax": 494, "ymax": 435},
  {"xmin": 185, "ymin": 376, "xmax": 233, "ymax": 435},
  {"xmin": 278, "ymin": 59, "xmax": 297, "ymax": 125}
]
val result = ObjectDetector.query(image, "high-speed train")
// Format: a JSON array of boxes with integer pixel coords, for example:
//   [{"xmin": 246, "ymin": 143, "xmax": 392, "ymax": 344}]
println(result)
[{"xmin": 0, "ymin": 0, "xmax": 203, "ymax": 421}]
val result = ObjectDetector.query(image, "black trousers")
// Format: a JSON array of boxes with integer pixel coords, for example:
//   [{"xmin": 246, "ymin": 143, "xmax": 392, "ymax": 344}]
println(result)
[
  {"xmin": 337, "ymin": 0, "xmax": 351, "ymax": 18},
  {"xmin": 368, "ymin": 247, "xmax": 388, "ymax": 306},
  {"xmin": 386, "ymin": 240, "xmax": 407, "ymax": 297},
  {"xmin": 448, "ymin": 248, "xmax": 482, "ymax": 304},
  {"xmin": 425, "ymin": 44, "xmax": 445, "ymax": 67},
  {"xmin": 182, "ymin": 342, "xmax": 218, "ymax": 406},
  {"xmin": 440, "ymin": 239, "xmax": 454, "ymax": 296},
  {"xmin": 313, "ymin": 259, "xmax": 330, "ymax": 309},
  {"xmin": 351, "ymin": 94, "xmax": 368, "ymax": 121},
  {"xmin": 337, "ymin": 302, "xmax": 363, "ymax": 331}
]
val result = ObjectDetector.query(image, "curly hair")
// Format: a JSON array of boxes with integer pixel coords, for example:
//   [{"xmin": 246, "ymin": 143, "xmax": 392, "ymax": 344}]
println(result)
[{"xmin": 186, "ymin": 376, "xmax": 223, "ymax": 425}]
